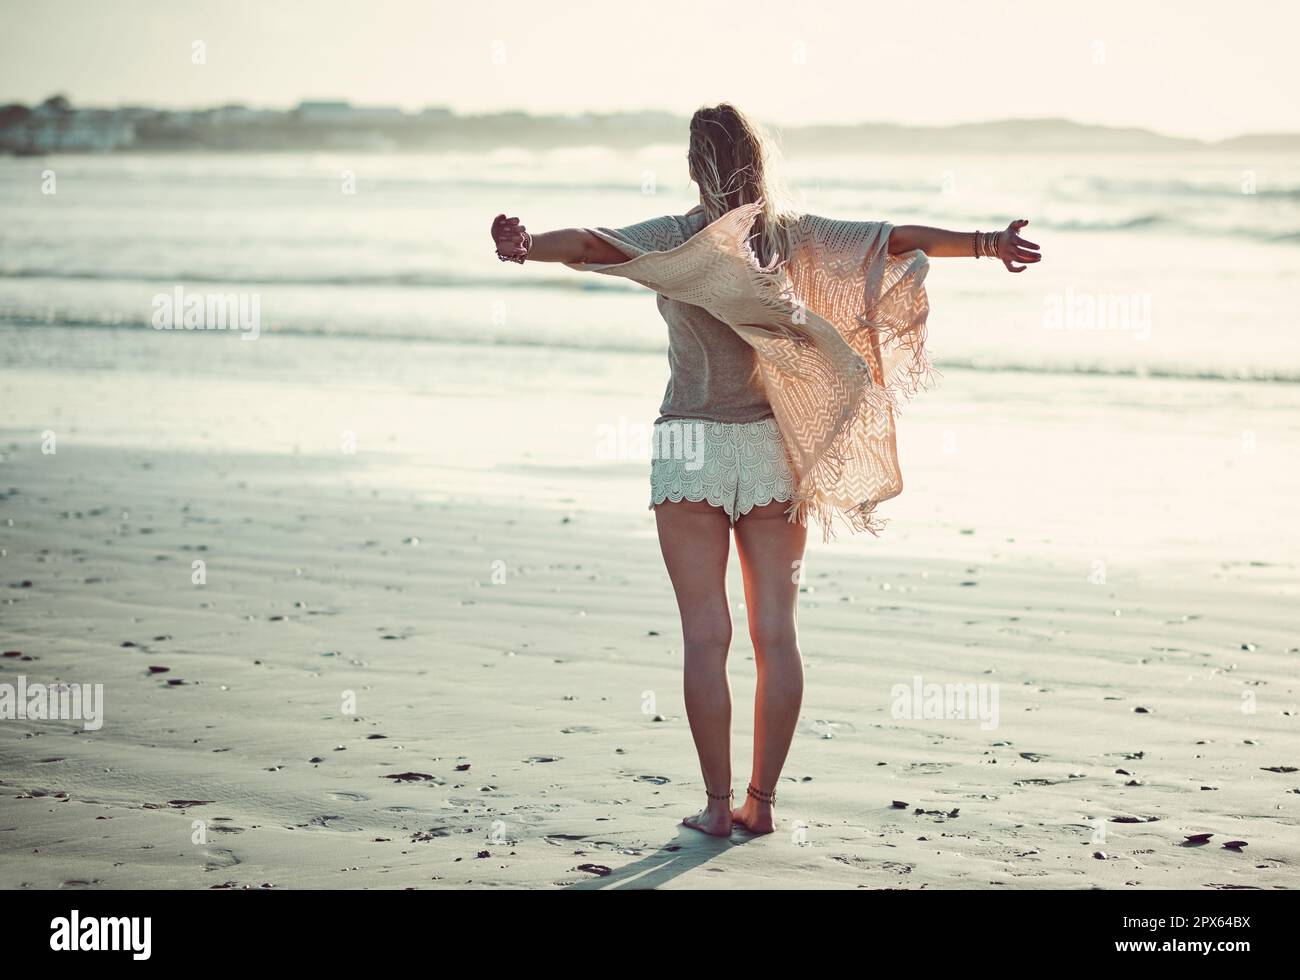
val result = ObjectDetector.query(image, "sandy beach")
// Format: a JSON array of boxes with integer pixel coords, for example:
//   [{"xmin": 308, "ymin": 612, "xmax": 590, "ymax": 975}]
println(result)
[{"xmin": 2, "ymin": 326, "xmax": 1297, "ymax": 890}]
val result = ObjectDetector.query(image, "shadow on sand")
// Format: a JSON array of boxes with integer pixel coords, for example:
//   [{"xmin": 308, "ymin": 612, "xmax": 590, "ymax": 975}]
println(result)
[{"xmin": 564, "ymin": 824, "xmax": 762, "ymax": 890}]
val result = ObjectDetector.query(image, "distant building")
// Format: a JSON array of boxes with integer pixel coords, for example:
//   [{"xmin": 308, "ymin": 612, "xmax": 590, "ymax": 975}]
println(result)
[
  {"xmin": 0, "ymin": 96, "xmax": 135, "ymax": 153},
  {"xmin": 210, "ymin": 104, "xmax": 269, "ymax": 126},
  {"xmin": 295, "ymin": 100, "xmax": 405, "ymax": 124}
]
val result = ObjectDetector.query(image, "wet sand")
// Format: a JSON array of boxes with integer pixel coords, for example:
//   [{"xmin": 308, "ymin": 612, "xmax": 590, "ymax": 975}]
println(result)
[{"xmin": 1, "ymin": 329, "xmax": 1297, "ymax": 889}]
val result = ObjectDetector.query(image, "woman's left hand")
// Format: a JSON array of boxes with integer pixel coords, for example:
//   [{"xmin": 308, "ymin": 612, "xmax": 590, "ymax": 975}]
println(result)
[
  {"xmin": 491, "ymin": 213, "xmax": 529, "ymax": 259},
  {"xmin": 998, "ymin": 219, "xmax": 1041, "ymax": 273}
]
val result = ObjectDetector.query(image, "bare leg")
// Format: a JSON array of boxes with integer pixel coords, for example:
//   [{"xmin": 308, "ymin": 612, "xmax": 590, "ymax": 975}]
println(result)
[
  {"xmin": 731, "ymin": 501, "xmax": 806, "ymax": 835},
  {"xmin": 655, "ymin": 499, "xmax": 734, "ymax": 836}
]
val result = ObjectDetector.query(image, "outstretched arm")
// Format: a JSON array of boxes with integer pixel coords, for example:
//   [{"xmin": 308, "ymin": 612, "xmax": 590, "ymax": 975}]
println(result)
[
  {"xmin": 490, "ymin": 214, "xmax": 627, "ymax": 265},
  {"xmin": 889, "ymin": 219, "xmax": 1041, "ymax": 273}
]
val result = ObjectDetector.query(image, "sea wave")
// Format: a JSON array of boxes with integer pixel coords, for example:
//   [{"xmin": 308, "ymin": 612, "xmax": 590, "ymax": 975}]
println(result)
[
  {"xmin": 1084, "ymin": 175, "xmax": 1300, "ymax": 200},
  {"xmin": 3, "ymin": 312, "xmax": 1297, "ymax": 384},
  {"xmin": 0, "ymin": 267, "xmax": 642, "ymax": 292},
  {"xmin": 2, "ymin": 202, "xmax": 1299, "ymax": 289}
]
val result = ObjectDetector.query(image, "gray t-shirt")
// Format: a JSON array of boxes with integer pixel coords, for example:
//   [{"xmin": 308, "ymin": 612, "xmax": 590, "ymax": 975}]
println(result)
[{"xmin": 586, "ymin": 209, "xmax": 774, "ymax": 425}]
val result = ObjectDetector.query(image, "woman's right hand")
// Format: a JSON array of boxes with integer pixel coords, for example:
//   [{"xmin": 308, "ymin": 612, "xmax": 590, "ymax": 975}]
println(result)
[
  {"xmin": 491, "ymin": 213, "xmax": 528, "ymax": 259},
  {"xmin": 996, "ymin": 219, "xmax": 1041, "ymax": 273}
]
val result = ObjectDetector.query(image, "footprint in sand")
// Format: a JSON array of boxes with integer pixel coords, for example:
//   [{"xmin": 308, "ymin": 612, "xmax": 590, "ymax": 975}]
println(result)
[
  {"xmin": 202, "ymin": 848, "xmax": 240, "ymax": 872},
  {"xmin": 903, "ymin": 761, "xmax": 956, "ymax": 774},
  {"xmin": 799, "ymin": 718, "xmax": 857, "ymax": 737},
  {"xmin": 306, "ymin": 814, "xmax": 365, "ymax": 832},
  {"xmin": 328, "ymin": 791, "xmax": 369, "ymax": 802}
]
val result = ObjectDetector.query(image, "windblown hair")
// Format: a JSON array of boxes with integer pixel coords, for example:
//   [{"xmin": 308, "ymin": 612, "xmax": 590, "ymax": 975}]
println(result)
[{"xmin": 687, "ymin": 103, "xmax": 799, "ymax": 268}]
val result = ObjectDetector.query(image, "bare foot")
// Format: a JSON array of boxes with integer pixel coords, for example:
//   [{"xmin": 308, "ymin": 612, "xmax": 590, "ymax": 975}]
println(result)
[
  {"xmin": 731, "ymin": 798, "xmax": 776, "ymax": 836},
  {"xmin": 681, "ymin": 798, "xmax": 733, "ymax": 837}
]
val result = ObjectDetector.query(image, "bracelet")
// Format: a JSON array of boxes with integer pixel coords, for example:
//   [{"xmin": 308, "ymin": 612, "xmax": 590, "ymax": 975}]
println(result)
[
  {"xmin": 974, "ymin": 231, "xmax": 1000, "ymax": 259},
  {"xmin": 972, "ymin": 230, "xmax": 980, "ymax": 259},
  {"xmin": 496, "ymin": 230, "xmax": 532, "ymax": 264}
]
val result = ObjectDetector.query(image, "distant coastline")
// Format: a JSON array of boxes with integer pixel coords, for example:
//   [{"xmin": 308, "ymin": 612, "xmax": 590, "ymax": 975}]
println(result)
[{"xmin": 3, "ymin": 96, "xmax": 1299, "ymax": 155}]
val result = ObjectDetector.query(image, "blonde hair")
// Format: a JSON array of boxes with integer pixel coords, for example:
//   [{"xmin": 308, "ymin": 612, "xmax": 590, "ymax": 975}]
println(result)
[{"xmin": 687, "ymin": 103, "xmax": 798, "ymax": 268}]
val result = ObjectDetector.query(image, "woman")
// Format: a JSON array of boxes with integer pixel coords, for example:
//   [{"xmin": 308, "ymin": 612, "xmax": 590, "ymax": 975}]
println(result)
[{"xmin": 490, "ymin": 103, "xmax": 1040, "ymax": 837}]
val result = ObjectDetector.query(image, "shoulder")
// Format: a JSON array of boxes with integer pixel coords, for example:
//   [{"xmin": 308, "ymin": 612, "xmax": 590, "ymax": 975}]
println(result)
[
  {"xmin": 680, "ymin": 206, "xmax": 708, "ymax": 232},
  {"xmin": 603, "ymin": 213, "xmax": 696, "ymax": 252},
  {"xmin": 792, "ymin": 212, "xmax": 890, "ymax": 247},
  {"xmin": 793, "ymin": 212, "xmax": 849, "ymax": 234}
]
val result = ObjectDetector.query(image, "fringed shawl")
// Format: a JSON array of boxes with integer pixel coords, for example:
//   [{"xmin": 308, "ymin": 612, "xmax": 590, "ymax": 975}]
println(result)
[{"xmin": 567, "ymin": 202, "xmax": 933, "ymax": 540}]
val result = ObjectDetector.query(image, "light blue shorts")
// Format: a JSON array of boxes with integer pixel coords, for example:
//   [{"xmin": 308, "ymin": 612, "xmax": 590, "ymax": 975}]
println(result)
[{"xmin": 649, "ymin": 417, "xmax": 795, "ymax": 524}]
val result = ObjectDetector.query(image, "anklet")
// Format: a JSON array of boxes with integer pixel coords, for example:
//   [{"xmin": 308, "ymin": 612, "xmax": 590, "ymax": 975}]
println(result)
[
  {"xmin": 705, "ymin": 787, "xmax": 734, "ymax": 802},
  {"xmin": 746, "ymin": 783, "xmax": 777, "ymax": 806}
]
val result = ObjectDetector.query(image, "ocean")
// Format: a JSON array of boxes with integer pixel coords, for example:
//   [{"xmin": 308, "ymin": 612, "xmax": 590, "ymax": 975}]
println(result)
[{"xmin": 2, "ymin": 147, "xmax": 1299, "ymax": 379}]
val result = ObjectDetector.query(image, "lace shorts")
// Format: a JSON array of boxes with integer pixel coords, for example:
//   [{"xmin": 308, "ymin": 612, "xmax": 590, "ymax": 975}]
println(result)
[{"xmin": 649, "ymin": 417, "xmax": 795, "ymax": 524}]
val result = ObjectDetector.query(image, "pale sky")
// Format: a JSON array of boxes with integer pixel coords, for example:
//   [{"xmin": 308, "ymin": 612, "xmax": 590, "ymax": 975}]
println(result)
[{"xmin": 1, "ymin": 0, "xmax": 1297, "ymax": 141}]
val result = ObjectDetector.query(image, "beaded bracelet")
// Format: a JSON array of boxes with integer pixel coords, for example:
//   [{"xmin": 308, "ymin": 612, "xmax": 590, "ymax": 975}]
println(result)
[
  {"xmin": 973, "ymin": 231, "xmax": 1000, "ymax": 259},
  {"xmin": 496, "ymin": 230, "xmax": 532, "ymax": 264}
]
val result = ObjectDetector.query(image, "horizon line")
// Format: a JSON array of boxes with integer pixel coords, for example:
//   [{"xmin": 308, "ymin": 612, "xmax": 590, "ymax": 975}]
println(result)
[{"xmin": 6, "ymin": 96, "xmax": 1295, "ymax": 145}]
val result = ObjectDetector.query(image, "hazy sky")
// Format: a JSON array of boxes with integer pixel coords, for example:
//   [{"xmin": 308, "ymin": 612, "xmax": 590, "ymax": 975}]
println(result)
[{"xmin": 2, "ymin": 0, "xmax": 1297, "ymax": 140}]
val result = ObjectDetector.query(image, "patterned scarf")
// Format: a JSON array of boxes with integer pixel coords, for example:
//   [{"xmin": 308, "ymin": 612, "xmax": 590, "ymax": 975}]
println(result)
[{"xmin": 570, "ymin": 202, "xmax": 933, "ymax": 540}]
